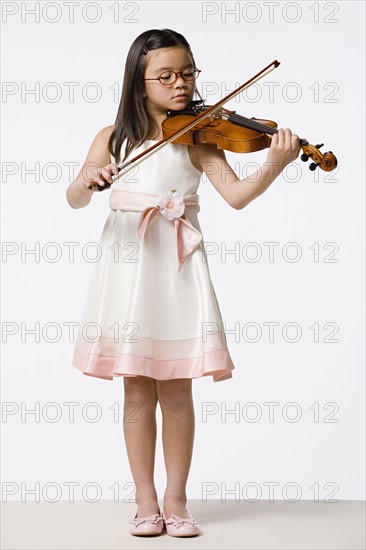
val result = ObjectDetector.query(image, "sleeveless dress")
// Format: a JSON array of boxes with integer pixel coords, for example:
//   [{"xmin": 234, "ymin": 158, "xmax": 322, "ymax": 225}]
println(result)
[{"xmin": 71, "ymin": 140, "xmax": 235, "ymax": 382}]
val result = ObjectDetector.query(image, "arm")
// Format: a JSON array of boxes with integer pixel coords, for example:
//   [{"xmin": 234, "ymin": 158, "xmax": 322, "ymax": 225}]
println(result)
[
  {"xmin": 66, "ymin": 125, "xmax": 116, "ymax": 209},
  {"xmin": 192, "ymin": 128, "xmax": 300, "ymax": 210}
]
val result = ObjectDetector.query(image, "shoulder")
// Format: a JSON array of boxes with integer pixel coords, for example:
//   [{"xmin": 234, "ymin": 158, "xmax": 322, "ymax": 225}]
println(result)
[
  {"xmin": 188, "ymin": 143, "xmax": 227, "ymax": 173},
  {"xmin": 88, "ymin": 125, "xmax": 116, "ymax": 156},
  {"xmin": 96, "ymin": 124, "xmax": 115, "ymax": 144},
  {"xmin": 82, "ymin": 125, "xmax": 116, "ymax": 167}
]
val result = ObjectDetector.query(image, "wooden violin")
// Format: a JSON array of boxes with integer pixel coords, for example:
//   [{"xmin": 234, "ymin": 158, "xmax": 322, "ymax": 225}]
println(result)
[{"xmin": 163, "ymin": 100, "xmax": 337, "ymax": 172}]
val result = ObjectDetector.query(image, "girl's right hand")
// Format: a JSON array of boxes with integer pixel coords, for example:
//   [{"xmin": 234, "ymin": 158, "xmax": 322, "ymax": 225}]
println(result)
[{"xmin": 78, "ymin": 163, "xmax": 119, "ymax": 192}]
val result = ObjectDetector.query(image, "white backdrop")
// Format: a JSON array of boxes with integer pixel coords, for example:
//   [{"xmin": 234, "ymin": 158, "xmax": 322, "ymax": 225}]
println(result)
[{"xmin": 2, "ymin": 1, "xmax": 365, "ymax": 504}]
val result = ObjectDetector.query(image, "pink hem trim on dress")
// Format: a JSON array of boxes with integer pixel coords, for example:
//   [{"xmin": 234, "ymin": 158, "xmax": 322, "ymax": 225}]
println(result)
[{"xmin": 72, "ymin": 347, "xmax": 234, "ymax": 382}]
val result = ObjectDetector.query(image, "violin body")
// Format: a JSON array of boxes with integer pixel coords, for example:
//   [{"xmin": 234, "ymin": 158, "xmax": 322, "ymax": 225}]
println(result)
[
  {"xmin": 163, "ymin": 101, "xmax": 337, "ymax": 172},
  {"xmin": 162, "ymin": 113, "xmax": 277, "ymax": 153}
]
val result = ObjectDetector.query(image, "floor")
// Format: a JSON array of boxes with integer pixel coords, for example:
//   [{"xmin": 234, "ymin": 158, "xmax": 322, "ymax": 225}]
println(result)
[{"xmin": 1, "ymin": 499, "xmax": 365, "ymax": 549}]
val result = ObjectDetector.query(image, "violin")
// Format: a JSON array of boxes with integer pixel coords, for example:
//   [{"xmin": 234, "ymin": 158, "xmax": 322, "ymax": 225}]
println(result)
[
  {"xmin": 163, "ymin": 100, "xmax": 337, "ymax": 172},
  {"xmin": 89, "ymin": 60, "xmax": 337, "ymax": 191}
]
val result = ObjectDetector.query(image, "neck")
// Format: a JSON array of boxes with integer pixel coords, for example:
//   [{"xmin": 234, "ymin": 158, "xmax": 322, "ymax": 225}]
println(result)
[{"xmin": 147, "ymin": 114, "xmax": 166, "ymax": 140}]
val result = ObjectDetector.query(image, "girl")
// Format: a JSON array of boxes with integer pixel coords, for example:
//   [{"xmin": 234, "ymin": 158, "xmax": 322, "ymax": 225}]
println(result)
[{"xmin": 66, "ymin": 29, "xmax": 300, "ymax": 537}]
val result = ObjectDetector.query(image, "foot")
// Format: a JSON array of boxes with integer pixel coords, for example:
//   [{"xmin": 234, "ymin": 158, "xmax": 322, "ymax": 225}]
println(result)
[
  {"xmin": 129, "ymin": 508, "xmax": 164, "ymax": 537},
  {"xmin": 164, "ymin": 514, "xmax": 200, "ymax": 537}
]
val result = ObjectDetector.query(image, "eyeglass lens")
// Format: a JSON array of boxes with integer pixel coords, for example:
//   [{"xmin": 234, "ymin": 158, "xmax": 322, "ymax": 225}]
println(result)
[{"xmin": 159, "ymin": 69, "xmax": 200, "ymax": 84}]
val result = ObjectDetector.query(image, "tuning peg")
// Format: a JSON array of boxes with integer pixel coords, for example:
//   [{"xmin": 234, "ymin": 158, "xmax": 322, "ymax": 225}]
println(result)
[
  {"xmin": 301, "ymin": 153, "xmax": 312, "ymax": 162},
  {"xmin": 309, "ymin": 162, "xmax": 321, "ymax": 171},
  {"xmin": 315, "ymin": 143, "xmax": 324, "ymax": 149}
]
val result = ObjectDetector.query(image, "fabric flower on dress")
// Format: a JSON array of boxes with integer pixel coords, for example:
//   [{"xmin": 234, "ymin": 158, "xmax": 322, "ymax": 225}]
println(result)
[{"xmin": 157, "ymin": 189, "xmax": 185, "ymax": 221}]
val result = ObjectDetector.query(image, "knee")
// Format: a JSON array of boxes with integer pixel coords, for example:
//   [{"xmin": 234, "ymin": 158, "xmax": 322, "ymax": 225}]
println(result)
[
  {"xmin": 123, "ymin": 376, "xmax": 158, "ymax": 407},
  {"xmin": 156, "ymin": 379, "xmax": 193, "ymax": 409}
]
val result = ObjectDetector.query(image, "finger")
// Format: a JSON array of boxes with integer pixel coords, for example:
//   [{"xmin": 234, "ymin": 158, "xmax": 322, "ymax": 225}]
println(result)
[
  {"xmin": 101, "ymin": 167, "xmax": 114, "ymax": 183},
  {"xmin": 284, "ymin": 128, "xmax": 292, "ymax": 147},
  {"xmin": 277, "ymin": 128, "xmax": 285, "ymax": 147},
  {"xmin": 93, "ymin": 167, "xmax": 112, "ymax": 185},
  {"xmin": 291, "ymin": 133, "xmax": 300, "ymax": 152},
  {"xmin": 110, "ymin": 165, "xmax": 119, "ymax": 176},
  {"xmin": 92, "ymin": 172, "xmax": 104, "ymax": 185},
  {"xmin": 106, "ymin": 163, "xmax": 118, "ymax": 175},
  {"xmin": 91, "ymin": 172, "xmax": 106, "ymax": 186}
]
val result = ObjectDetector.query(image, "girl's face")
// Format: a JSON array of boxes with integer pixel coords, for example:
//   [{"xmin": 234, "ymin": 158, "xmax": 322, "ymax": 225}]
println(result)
[{"xmin": 143, "ymin": 46, "xmax": 196, "ymax": 118}]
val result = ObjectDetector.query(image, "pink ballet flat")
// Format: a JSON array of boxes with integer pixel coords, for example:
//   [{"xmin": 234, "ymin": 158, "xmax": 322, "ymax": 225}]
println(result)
[
  {"xmin": 163, "ymin": 511, "xmax": 201, "ymax": 537},
  {"xmin": 129, "ymin": 508, "xmax": 165, "ymax": 536}
]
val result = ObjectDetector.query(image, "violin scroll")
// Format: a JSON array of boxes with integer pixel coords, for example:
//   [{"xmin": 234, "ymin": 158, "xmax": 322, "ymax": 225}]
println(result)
[{"xmin": 300, "ymin": 142, "xmax": 337, "ymax": 172}]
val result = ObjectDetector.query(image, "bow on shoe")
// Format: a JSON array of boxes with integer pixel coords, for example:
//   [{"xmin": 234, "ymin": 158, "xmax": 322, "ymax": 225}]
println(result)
[
  {"xmin": 130, "ymin": 513, "xmax": 163, "ymax": 527},
  {"xmin": 137, "ymin": 206, "xmax": 202, "ymax": 273},
  {"xmin": 165, "ymin": 514, "xmax": 199, "ymax": 529}
]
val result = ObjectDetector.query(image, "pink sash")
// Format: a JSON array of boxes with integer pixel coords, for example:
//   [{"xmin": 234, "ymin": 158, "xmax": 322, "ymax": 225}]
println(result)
[{"xmin": 109, "ymin": 189, "xmax": 202, "ymax": 273}]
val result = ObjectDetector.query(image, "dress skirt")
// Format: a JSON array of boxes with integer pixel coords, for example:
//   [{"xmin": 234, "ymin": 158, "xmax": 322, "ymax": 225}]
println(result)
[{"xmin": 72, "ymin": 198, "xmax": 235, "ymax": 382}]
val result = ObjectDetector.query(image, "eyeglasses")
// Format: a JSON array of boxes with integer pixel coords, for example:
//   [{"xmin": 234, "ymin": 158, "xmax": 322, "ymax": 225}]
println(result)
[{"xmin": 144, "ymin": 68, "xmax": 201, "ymax": 85}]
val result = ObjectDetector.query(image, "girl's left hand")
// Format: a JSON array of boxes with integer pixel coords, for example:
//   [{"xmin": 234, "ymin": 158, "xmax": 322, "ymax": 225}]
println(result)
[{"xmin": 265, "ymin": 128, "xmax": 301, "ymax": 172}]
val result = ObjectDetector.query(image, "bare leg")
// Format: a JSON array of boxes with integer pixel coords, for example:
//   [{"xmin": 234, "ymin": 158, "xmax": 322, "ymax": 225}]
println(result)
[
  {"xmin": 155, "ymin": 378, "xmax": 195, "ymax": 518},
  {"xmin": 123, "ymin": 375, "xmax": 159, "ymax": 517}
]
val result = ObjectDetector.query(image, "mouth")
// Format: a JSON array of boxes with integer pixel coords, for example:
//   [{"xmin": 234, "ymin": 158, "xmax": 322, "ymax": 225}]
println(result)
[{"xmin": 172, "ymin": 94, "xmax": 189, "ymax": 100}]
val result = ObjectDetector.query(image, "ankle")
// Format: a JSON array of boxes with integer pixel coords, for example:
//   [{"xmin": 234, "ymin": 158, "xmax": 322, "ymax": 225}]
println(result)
[
  {"xmin": 137, "ymin": 495, "xmax": 158, "ymax": 503},
  {"xmin": 164, "ymin": 493, "xmax": 187, "ymax": 504},
  {"xmin": 136, "ymin": 491, "xmax": 158, "ymax": 504}
]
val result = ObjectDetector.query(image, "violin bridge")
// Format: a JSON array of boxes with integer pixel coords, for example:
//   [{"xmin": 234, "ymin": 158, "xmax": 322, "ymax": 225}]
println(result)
[{"xmin": 210, "ymin": 107, "xmax": 223, "ymax": 121}]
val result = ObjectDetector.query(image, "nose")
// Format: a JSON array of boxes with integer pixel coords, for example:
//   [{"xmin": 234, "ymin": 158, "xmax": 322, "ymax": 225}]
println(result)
[{"xmin": 174, "ymin": 73, "xmax": 187, "ymax": 87}]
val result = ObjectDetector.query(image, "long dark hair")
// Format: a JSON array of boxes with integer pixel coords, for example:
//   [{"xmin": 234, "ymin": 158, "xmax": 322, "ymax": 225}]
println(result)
[{"xmin": 108, "ymin": 29, "xmax": 201, "ymax": 164}]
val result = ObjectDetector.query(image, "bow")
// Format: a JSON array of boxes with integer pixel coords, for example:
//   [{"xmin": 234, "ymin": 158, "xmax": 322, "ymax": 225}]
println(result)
[
  {"xmin": 130, "ymin": 513, "xmax": 163, "ymax": 527},
  {"xmin": 137, "ymin": 206, "xmax": 202, "ymax": 273},
  {"xmin": 165, "ymin": 514, "xmax": 200, "ymax": 529}
]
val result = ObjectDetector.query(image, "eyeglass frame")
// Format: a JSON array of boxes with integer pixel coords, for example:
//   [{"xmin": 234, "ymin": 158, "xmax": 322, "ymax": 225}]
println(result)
[{"xmin": 144, "ymin": 68, "xmax": 201, "ymax": 85}]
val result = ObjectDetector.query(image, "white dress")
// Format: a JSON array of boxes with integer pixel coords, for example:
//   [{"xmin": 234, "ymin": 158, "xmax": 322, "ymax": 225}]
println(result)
[{"xmin": 72, "ymin": 140, "xmax": 235, "ymax": 382}]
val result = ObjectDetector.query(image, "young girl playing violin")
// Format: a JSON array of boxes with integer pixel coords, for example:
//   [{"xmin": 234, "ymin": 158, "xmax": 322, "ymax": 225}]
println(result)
[{"xmin": 66, "ymin": 29, "xmax": 300, "ymax": 538}]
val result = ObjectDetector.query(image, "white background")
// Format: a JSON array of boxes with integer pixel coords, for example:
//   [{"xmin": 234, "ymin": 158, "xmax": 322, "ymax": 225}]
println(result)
[{"xmin": 1, "ymin": 1, "xmax": 365, "ymax": 503}]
